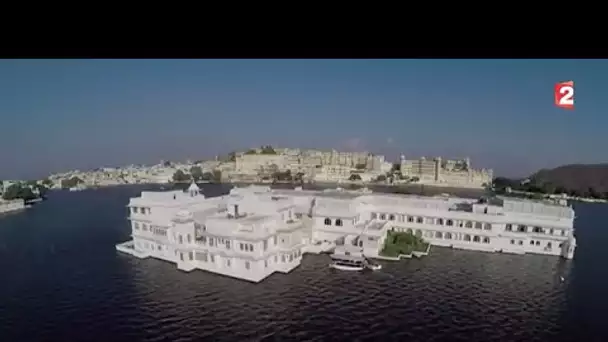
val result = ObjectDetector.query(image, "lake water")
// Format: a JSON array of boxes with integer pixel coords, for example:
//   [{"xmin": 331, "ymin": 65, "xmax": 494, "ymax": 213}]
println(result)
[{"xmin": 0, "ymin": 184, "xmax": 607, "ymax": 342}]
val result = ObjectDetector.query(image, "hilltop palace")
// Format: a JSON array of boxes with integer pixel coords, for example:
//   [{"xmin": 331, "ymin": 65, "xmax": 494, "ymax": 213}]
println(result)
[{"xmin": 116, "ymin": 183, "xmax": 577, "ymax": 283}]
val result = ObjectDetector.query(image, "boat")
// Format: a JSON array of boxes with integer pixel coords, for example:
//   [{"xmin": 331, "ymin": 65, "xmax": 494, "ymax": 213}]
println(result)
[
  {"xmin": 329, "ymin": 246, "xmax": 366, "ymax": 271},
  {"xmin": 329, "ymin": 259, "xmax": 365, "ymax": 271},
  {"xmin": 364, "ymin": 258, "xmax": 382, "ymax": 271}
]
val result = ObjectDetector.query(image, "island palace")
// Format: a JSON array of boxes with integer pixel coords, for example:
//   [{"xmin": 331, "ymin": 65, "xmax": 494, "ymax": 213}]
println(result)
[{"xmin": 116, "ymin": 183, "xmax": 577, "ymax": 283}]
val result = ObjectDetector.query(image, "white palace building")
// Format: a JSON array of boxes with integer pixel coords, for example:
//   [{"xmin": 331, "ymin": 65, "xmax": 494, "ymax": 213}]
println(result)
[{"xmin": 116, "ymin": 183, "xmax": 577, "ymax": 283}]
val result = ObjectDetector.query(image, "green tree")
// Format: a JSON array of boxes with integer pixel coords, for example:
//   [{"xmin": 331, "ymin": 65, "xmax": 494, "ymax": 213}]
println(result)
[
  {"xmin": 2, "ymin": 184, "xmax": 36, "ymax": 201},
  {"xmin": 375, "ymin": 175, "xmax": 387, "ymax": 182},
  {"xmin": 492, "ymin": 177, "xmax": 516, "ymax": 189},
  {"xmin": 355, "ymin": 163, "xmax": 367, "ymax": 170},
  {"xmin": 190, "ymin": 166, "xmax": 203, "ymax": 181},
  {"xmin": 587, "ymin": 187, "xmax": 601, "ymax": 198},
  {"xmin": 212, "ymin": 170, "xmax": 222, "ymax": 182},
  {"xmin": 41, "ymin": 178, "xmax": 53, "ymax": 187},
  {"xmin": 61, "ymin": 177, "xmax": 83, "ymax": 189},
  {"xmin": 172, "ymin": 170, "xmax": 191, "ymax": 182},
  {"xmin": 349, "ymin": 174, "xmax": 362, "ymax": 181},
  {"xmin": 272, "ymin": 170, "xmax": 292, "ymax": 182},
  {"xmin": 201, "ymin": 172, "xmax": 214, "ymax": 181},
  {"xmin": 294, "ymin": 172, "xmax": 305, "ymax": 182},
  {"xmin": 244, "ymin": 149, "xmax": 257, "ymax": 155},
  {"xmin": 391, "ymin": 163, "xmax": 401, "ymax": 172},
  {"xmin": 260, "ymin": 145, "xmax": 276, "ymax": 154}
]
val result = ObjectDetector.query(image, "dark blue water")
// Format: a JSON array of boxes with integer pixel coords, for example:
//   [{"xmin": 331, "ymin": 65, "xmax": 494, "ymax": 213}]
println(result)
[{"xmin": 0, "ymin": 185, "xmax": 606, "ymax": 342}]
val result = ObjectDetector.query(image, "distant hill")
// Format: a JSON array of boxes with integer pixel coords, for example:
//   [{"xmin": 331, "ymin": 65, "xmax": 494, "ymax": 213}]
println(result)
[{"xmin": 529, "ymin": 164, "xmax": 608, "ymax": 196}]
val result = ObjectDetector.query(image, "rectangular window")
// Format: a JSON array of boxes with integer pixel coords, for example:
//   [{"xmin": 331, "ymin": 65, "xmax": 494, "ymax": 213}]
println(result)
[
  {"xmin": 245, "ymin": 261, "xmax": 250, "ymax": 270},
  {"xmin": 209, "ymin": 238, "xmax": 214, "ymax": 247},
  {"xmin": 226, "ymin": 240, "xmax": 231, "ymax": 249},
  {"xmin": 250, "ymin": 244, "xmax": 254, "ymax": 252},
  {"xmin": 264, "ymin": 240, "xmax": 268, "ymax": 251},
  {"xmin": 210, "ymin": 254, "xmax": 215, "ymax": 262},
  {"xmin": 265, "ymin": 260, "xmax": 268, "ymax": 268}
]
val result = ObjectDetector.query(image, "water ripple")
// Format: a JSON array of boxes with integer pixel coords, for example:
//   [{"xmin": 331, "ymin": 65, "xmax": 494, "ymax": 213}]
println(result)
[{"xmin": 0, "ymin": 185, "xmax": 606, "ymax": 342}]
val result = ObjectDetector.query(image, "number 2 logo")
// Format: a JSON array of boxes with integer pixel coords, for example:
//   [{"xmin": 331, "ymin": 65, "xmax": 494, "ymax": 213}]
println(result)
[{"xmin": 555, "ymin": 80, "xmax": 574, "ymax": 109}]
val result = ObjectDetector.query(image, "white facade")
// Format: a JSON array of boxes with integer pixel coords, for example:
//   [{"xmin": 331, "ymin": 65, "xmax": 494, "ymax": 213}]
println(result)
[
  {"xmin": 0, "ymin": 199, "xmax": 25, "ymax": 213},
  {"xmin": 117, "ymin": 185, "xmax": 577, "ymax": 283}
]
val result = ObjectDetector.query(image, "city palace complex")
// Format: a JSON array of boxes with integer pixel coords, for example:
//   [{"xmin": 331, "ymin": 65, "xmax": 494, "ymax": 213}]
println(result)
[
  {"xmin": 117, "ymin": 182, "xmax": 577, "ymax": 283},
  {"xmin": 44, "ymin": 147, "xmax": 494, "ymax": 190}
]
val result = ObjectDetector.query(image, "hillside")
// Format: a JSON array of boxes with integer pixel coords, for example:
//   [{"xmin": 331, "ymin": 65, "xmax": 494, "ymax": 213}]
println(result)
[{"xmin": 530, "ymin": 164, "xmax": 608, "ymax": 196}]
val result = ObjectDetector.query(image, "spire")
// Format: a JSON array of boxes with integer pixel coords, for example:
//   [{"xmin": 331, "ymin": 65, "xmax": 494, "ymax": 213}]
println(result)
[{"xmin": 187, "ymin": 180, "xmax": 200, "ymax": 197}]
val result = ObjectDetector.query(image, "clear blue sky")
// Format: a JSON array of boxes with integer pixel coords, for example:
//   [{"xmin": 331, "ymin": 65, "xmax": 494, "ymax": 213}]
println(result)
[{"xmin": 1, "ymin": 59, "xmax": 606, "ymax": 180}]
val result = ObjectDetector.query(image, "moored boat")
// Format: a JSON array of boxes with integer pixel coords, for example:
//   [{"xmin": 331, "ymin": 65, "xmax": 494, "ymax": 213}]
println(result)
[{"xmin": 329, "ymin": 246, "xmax": 366, "ymax": 271}]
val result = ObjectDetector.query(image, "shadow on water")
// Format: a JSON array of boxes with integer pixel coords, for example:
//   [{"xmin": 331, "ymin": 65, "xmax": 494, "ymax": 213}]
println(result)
[{"xmin": 0, "ymin": 184, "xmax": 606, "ymax": 341}]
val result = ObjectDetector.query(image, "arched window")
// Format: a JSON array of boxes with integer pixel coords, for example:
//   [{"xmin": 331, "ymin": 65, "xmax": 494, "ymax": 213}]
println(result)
[
  {"xmin": 474, "ymin": 222, "xmax": 482, "ymax": 229},
  {"xmin": 484, "ymin": 223, "xmax": 492, "ymax": 230},
  {"xmin": 464, "ymin": 234, "xmax": 471, "ymax": 241},
  {"xmin": 473, "ymin": 235, "xmax": 481, "ymax": 242},
  {"xmin": 389, "ymin": 214, "xmax": 395, "ymax": 221},
  {"xmin": 446, "ymin": 219, "xmax": 453, "ymax": 226},
  {"xmin": 483, "ymin": 237, "xmax": 490, "ymax": 244},
  {"xmin": 445, "ymin": 232, "xmax": 452, "ymax": 239},
  {"xmin": 335, "ymin": 219, "xmax": 343, "ymax": 226},
  {"xmin": 547, "ymin": 242, "xmax": 552, "ymax": 249},
  {"xmin": 371, "ymin": 213, "xmax": 377, "ymax": 219},
  {"xmin": 435, "ymin": 231, "xmax": 443, "ymax": 238},
  {"xmin": 324, "ymin": 218, "xmax": 331, "ymax": 225},
  {"xmin": 437, "ymin": 218, "xmax": 444, "ymax": 225},
  {"xmin": 465, "ymin": 221, "xmax": 473, "ymax": 228},
  {"xmin": 533, "ymin": 226, "xmax": 543, "ymax": 233},
  {"xmin": 380, "ymin": 214, "xmax": 386, "ymax": 220}
]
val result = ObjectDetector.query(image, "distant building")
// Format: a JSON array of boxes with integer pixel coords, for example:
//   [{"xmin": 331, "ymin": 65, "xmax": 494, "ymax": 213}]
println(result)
[{"xmin": 400, "ymin": 156, "xmax": 492, "ymax": 188}]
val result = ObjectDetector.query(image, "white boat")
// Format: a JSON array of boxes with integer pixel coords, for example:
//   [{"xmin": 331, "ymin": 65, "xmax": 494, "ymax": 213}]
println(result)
[
  {"xmin": 366, "ymin": 262, "xmax": 382, "ymax": 271},
  {"xmin": 329, "ymin": 245, "xmax": 366, "ymax": 271},
  {"xmin": 329, "ymin": 260, "xmax": 365, "ymax": 271}
]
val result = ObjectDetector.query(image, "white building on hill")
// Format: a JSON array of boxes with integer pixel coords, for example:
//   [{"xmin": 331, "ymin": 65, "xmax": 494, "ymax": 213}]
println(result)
[{"xmin": 117, "ymin": 184, "xmax": 577, "ymax": 283}]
